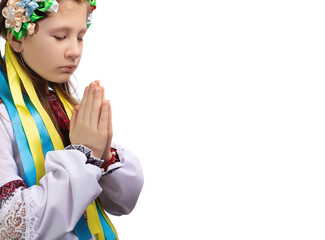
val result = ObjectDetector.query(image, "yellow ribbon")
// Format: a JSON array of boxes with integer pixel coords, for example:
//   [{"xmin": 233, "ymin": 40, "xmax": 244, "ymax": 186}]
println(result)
[
  {"xmin": 96, "ymin": 199, "xmax": 119, "ymax": 240},
  {"xmin": 55, "ymin": 88, "xmax": 73, "ymax": 119},
  {"xmin": 6, "ymin": 42, "xmax": 117, "ymax": 239},
  {"xmin": 5, "ymin": 42, "xmax": 45, "ymax": 184},
  {"xmin": 86, "ymin": 202, "xmax": 105, "ymax": 240},
  {"xmin": 6, "ymin": 43, "xmax": 64, "ymax": 151}
]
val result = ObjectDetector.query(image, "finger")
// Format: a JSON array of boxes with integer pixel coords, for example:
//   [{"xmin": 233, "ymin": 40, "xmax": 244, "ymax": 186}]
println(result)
[
  {"xmin": 98, "ymin": 100, "xmax": 109, "ymax": 131},
  {"xmin": 107, "ymin": 100, "xmax": 112, "ymax": 131},
  {"xmin": 70, "ymin": 109, "xmax": 77, "ymax": 132},
  {"xmin": 88, "ymin": 81, "xmax": 98, "ymax": 89},
  {"xmin": 89, "ymin": 87, "xmax": 102, "ymax": 129},
  {"xmin": 76, "ymin": 86, "xmax": 89, "ymax": 121},
  {"xmin": 83, "ymin": 83, "xmax": 96, "ymax": 123},
  {"xmin": 106, "ymin": 100, "xmax": 113, "ymax": 141},
  {"xmin": 101, "ymin": 86, "xmax": 105, "ymax": 103},
  {"xmin": 74, "ymin": 105, "xmax": 80, "ymax": 112}
]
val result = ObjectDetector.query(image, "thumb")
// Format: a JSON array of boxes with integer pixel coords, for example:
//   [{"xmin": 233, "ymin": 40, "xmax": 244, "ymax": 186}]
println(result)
[
  {"xmin": 70, "ymin": 109, "xmax": 77, "ymax": 132},
  {"xmin": 74, "ymin": 104, "xmax": 80, "ymax": 112}
]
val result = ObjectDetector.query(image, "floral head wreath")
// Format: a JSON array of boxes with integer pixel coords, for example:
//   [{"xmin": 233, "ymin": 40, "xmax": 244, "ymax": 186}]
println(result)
[{"xmin": 2, "ymin": 0, "xmax": 96, "ymax": 41}]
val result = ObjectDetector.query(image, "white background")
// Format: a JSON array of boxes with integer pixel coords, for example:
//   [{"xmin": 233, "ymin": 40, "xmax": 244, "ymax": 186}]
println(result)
[{"xmin": 75, "ymin": 0, "xmax": 325, "ymax": 239}]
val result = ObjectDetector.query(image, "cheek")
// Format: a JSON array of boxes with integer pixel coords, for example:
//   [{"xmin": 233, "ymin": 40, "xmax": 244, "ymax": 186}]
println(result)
[
  {"xmin": 38, "ymin": 40, "xmax": 60, "ymax": 58},
  {"xmin": 29, "ymin": 40, "xmax": 61, "ymax": 65},
  {"xmin": 43, "ymin": 47, "xmax": 59, "ymax": 61}
]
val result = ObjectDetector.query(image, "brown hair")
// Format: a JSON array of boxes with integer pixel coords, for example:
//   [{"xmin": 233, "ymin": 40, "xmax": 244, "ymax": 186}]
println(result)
[{"xmin": 0, "ymin": 0, "xmax": 90, "ymax": 133}]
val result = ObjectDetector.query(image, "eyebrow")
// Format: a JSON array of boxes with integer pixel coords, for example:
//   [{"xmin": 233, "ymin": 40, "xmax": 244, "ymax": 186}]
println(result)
[{"xmin": 49, "ymin": 26, "xmax": 87, "ymax": 34}]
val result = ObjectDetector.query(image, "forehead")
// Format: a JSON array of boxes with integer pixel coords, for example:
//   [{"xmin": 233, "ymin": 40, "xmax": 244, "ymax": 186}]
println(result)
[{"xmin": 41, "ymin": 0, "xmax": 89, "ymax": 30}]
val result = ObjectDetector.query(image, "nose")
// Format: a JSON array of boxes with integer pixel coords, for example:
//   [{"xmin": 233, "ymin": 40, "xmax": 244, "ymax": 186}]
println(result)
[{"xmin": 65, "ymin": 39, "xmax": 82, "ymax": 60}]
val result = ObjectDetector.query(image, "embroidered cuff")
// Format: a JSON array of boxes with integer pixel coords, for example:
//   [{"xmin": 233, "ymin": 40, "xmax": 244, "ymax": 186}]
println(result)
[
  {"xmin": 65, "ymin": 145, "xmax": 104, "ymax": 168},
  {"xmin": 101, "ymin": 148, "xmax": 120, "ymax": 172},
  {"xmin": 0, "ymin": 180, "xmax": 27, "ymax": 204}
]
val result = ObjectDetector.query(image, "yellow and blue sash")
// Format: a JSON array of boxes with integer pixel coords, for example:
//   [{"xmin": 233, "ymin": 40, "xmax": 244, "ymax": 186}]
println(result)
[{"xmin": 0, "ymin": 42, "xmax": 118, "ymax": 240}]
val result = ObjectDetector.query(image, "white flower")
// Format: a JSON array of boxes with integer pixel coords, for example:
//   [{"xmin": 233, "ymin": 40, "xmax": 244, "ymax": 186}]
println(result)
[{"xmin": 2, "ymin": 0, "xmax": 29, "ymax": 33}]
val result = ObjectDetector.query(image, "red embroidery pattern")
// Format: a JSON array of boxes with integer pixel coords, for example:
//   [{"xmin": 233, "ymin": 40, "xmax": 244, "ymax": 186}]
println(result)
[
  {"xmin": 0, "ymin": 180, "xmax": 27, "ymax": 202},
  {"xmin": 101, "ymin": 148, "xmax": 119, "ymax": 172},
  {"xmin": 48, "ymin": 91, "xmax": 71, "ymax": 146}
]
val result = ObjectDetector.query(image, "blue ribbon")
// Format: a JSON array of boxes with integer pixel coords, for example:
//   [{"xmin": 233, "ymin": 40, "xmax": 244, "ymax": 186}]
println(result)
[
  {"xmin": 23, "ymin": 94, "xmax": 54, "ymax": 157},
  {"xmin": 0, "ymin": 63, "xmax": 116, "ymax": 240},
  {"xmin": 17, "ymin": 0, "xmax": 39, "ymax": 18},
  {"xmin": 0, "ymin": 66, "xmax": 92, "ymax": 239},
  {"xmin": 0, "ymin": 66, "xmax": 36, "ymax": 187},
  {"xmin": 96, "ymin": 201, "xmax": 117, "ymax": 240},
  {"xmin": 0, "ymin": 62, "xmax": 56, "ymax": 186},
  {"xmin": 74, "ymin": 215, "xmax": 93, "ymax": 240}
]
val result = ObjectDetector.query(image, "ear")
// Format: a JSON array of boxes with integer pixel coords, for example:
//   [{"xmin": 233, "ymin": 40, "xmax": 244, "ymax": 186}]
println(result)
[{"xmin": 7, "ymin": 31, "xmax": 25, "ymax": 53}]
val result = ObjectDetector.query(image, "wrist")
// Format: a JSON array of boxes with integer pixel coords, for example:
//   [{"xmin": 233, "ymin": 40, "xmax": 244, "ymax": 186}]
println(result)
[
  {"xmin": 102, "ymin": 150, "xmax": 112, "ymax": 162},
  {"xmin": 65, "ymin": 144, "xmax": 104, "ymax": 167}
]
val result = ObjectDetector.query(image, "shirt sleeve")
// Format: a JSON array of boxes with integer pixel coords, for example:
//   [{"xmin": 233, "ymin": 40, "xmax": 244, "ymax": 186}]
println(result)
[
  {"xmin": 98, "ymin": 143, "xmax": 144, "ymax": 216},
  {"xmin": 0, "ymin": 104, "xmax": 103, "ymax": 239}
]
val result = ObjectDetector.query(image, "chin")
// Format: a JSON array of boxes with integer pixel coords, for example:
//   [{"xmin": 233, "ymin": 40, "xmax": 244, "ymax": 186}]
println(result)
[{"xmin": 48, "ymin": 76, "xmax": 72, "ymax": 84}]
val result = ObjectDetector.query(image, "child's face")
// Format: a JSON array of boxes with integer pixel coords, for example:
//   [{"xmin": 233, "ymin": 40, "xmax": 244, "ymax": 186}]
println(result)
[{"xmin": 21, "ymin": 0, "xmax": 89, "ymax": 83}]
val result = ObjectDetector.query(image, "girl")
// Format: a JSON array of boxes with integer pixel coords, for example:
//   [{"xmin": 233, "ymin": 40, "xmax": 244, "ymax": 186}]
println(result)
[{"xmin": 0, "ymin": 0, "xmax": 144, "ymax": 239}]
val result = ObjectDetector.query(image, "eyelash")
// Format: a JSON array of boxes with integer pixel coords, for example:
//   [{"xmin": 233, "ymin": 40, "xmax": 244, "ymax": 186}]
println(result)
[
  {"xmin": 54, "ymin": 36, "xmax": 65, "ymax": 40},
  {"xmin": 53, "ymin": 36, "xmax": 84, "ymax": 41}
]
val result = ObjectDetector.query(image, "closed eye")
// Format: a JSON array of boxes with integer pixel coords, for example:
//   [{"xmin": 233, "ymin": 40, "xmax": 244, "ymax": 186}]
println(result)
[{"xmin": 54, "ymin": 36, "xmax": 66, "ymax": 40}]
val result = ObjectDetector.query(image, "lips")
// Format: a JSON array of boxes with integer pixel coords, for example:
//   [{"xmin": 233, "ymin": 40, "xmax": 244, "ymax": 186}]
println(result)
[{"xmin": 60, "ymin": 65, "xmax": 76, "ymax": 73}]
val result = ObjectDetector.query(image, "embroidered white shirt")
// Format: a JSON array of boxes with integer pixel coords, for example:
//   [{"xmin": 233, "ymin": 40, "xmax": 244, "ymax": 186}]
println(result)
[{"xmin": 0, "ymin": 103, "xmax": 144, "ymax": 240}]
